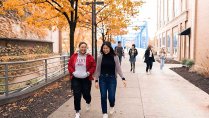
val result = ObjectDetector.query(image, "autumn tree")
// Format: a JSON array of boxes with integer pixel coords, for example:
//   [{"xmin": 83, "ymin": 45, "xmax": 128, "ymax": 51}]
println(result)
[
  {"xmin": 1, "ymin": 0, "xmax": 80, "ymax": 56},
  {"xmin": 78, "ymin": 0, "xmax": 143, "ymax": 42},
  {"xmin": 1, "ymin": 0, "xmax": 143, "ymax": 55}
]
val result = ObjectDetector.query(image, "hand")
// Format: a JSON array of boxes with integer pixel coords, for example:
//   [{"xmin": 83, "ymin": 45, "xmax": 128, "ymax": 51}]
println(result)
[
  {"xmin": 122, "ymin": 80, "xmax": 127, "ymax": 88},
  {"xmin": 95, "ymin": 82, "xmax": 99, "ymax": 89},
  {"xmin": 86, "ymin": 72, "xmax": 90, "ymax": 77}
]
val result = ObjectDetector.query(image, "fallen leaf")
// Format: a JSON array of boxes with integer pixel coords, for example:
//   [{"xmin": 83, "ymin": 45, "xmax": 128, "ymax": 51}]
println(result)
[
  {"xmin": 3, "ymin": 112, "xmax": 8, "ymax": 116},
  {"xmin": 20, "ymin": 107, "xmax": 27, "ymax": 110},
  {"xmin": 29, "ymin": 98, "xmax": 34, "ymax": 102},
  {"xmin": 43, "ymin": 109, "xmax": 47, "ymax": 112}
]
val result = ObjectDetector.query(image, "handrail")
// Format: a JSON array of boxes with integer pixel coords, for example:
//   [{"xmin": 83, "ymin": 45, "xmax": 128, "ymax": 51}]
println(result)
[
  {"xmin": 0, "ymin": 55, "xmax": 70, "ymax": 97},
  {"xmin": 0, "ymin": 55, "xmax": 69, "ymax": 65}
]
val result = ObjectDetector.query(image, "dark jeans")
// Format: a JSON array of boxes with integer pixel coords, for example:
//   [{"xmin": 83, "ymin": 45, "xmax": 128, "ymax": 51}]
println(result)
[
  {"xmin": 72, "ymin": 77, "xmax": 92, "ymax": 112},
  {"xmin": 99, "ymin": 74, "xmax": 117, "ymax": 114},
  {"xmin": 146, "ymin": 58, "xmax": 153, "ymax": 72},
  {"xmin": 131, "ymin": 62, "xmax": 135, "ymax": 70},
  {"xmin": 118, "ymin": 55, "xmax": 122, "ymax": 65}
]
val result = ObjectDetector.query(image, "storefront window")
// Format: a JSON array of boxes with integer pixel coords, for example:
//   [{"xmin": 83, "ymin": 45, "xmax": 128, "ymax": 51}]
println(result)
[
  {"xmin": 173, "ymin": 33, "xmax": 178, "ymax": 56},
  {"xmin": 167, "ymin": 35, "xmax": 171, "ymax": 53}
]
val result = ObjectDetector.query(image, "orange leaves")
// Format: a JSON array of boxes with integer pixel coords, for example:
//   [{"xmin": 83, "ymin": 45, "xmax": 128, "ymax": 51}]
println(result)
[
  {"xmin": 93, "ymin": 0, "xmax": 143, "ymax": 37},
  {"xmin": 1, "ymin": 0, "xmax": 74, "ymax": 31},
  {"xmin": 2, "ymin": 0, "xmax": 143, "ymax": 40}
]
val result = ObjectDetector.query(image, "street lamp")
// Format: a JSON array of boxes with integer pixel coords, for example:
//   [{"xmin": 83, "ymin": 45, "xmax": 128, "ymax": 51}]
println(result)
[{"xmin": 83, "ymin": 0, "xmax": 104, "ymax": 61}]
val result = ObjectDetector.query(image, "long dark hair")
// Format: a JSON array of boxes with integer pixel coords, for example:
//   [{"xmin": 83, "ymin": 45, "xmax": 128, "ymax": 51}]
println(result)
[{"xmin": 100, "ymin": 41, "xmax": 116, "ymax": 56}]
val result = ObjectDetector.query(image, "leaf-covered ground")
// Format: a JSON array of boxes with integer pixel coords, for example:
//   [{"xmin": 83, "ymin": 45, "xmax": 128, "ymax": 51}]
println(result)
[{"xmin": 0, "ymin": 76, "xmax": 72, "ymax": 118}]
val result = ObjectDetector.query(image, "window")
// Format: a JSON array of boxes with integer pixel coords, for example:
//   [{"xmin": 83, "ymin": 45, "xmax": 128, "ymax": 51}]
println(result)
[
  {"xmin": 164, "ymin": 0, "xmax": 168, "ymax": 23},
  {"xmin": 182, "ymin": 0, "xmax": 187, "ymax": 11},
  {"xmin": 160, "ymin": 0, "xmax": 164, "ymax": 26},
  {"xmin": 173, "ymin": 33, "xmax": 179, "ymax": 56},
  {"xmin": 174, "ymin": 0, "xmax": 180, "ymax": 16},
  {"xmin": 167, "ymin": 35, "xmax": 171, "ymax": 53},
  {"xmin": 168, "ymin": 0, "xmax": 173, "ymax": 21}
]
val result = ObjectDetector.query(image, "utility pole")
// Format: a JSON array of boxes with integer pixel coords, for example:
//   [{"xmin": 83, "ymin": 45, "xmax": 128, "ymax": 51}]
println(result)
[{"xmin": 84, "ymin": 1, "xmax": 104, "ymax": 61}]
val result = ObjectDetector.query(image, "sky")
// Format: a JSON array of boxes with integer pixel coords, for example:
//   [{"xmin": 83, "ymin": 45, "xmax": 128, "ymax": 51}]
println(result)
[{"xmin": 126, "ymin": 0, "xmax": 157, "ymax": 40}]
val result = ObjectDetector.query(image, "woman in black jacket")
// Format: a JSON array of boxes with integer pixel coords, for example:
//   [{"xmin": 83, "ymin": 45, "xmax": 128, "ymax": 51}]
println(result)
[
  {"xmin": 128, "ymin": 44, "xmax": 138, "ymax": 73},
  {"xmin": 144, "ymin": 45, "xmax": 155, "ymax": 74}
]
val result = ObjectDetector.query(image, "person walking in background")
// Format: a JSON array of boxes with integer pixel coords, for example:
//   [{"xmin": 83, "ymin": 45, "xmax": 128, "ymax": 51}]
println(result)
[
  {"xmin": 128, "ymin": 44, "xmax": 138, "ymax": 73},
  {"xmin": 159, "ymin": 46, "xmax": 167, "ymax": 70},
  {"xmin": 114, "ymin": 41, "xmax": 124, "ymax": 65},
  {"xmin": 68, "ymin": 42, "xmax": 96, "ymax": 118},
  {"xmin": 144, "ymin": 45, "xmax": 155, "ymax": 74},
  {"xmin": 95, "ymin": 42, "xmax": 127, "ymax": 118}
]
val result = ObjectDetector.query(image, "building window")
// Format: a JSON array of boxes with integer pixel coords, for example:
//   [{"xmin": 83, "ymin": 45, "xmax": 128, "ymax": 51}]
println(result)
[
  {"xmin": 160, "ymin": 0, "xmax": 164, "ymax": 26},
  {"xmin": 164, "ymin": 0, "xmax": 168, "ymax": 23},
  {"xmin": 173, "ymin": 33, "xmax": 178, "ymax": 56},
  {"xmin": 182, "ymin": 0, "xmax": 187, "ymax": 11},
  {"xmin": 162, "ymin": 36, "xmax": 166, "ymax": 46},
  {"xmin": 168, "ymin": 0, "xmax": 173, "ymax": 21},
  {"xmin": 174, "ymin": 0, "xmax": 180, "ymax": 17},
  {"xmin": 167, "ymin": 35, "xmax": 171, "ymax": 53}
]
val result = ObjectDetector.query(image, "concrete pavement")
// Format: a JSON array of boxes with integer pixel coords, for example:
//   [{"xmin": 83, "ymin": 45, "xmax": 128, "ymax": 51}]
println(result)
[{"xmin": 48, "ymin": 52, "xmax": 209, "ymax": 118}]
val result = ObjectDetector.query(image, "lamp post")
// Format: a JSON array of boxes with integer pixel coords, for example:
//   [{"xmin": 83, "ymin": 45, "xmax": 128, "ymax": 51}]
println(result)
[{"xmin": 84, "ymin": 0, "xmax": 104, "ymax": 61}]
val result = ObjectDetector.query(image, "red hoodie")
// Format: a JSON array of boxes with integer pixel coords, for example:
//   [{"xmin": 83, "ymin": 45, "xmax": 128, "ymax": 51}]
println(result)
[{"xmin": 68, "ymin": 53, "xmax": 96, "ymax": 80}]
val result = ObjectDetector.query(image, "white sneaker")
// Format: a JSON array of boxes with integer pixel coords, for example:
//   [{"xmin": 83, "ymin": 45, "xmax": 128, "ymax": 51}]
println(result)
[
  {"xmin": 109, "ymin": 107, "xmax": 115, "ymax": 114},
  {"xmin": 75, "ymin": 113, "xmax": 80, "ymax": 118},
  {"xmin": 86, "ymin": 104, "xmax": 91, "ymax": 111},
  {"xmin": 103, "ymin": 114, "xmax": 108, "ymax": 118},
  {"xmin": 149, "ymin": 70, "xmax": 152, "ymax": 74}
]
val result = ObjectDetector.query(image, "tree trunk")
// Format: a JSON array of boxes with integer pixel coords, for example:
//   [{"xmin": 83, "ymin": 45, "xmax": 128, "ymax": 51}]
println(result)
[
  {"xmin": 69, "ymin": 21, "xmax": 76, "ymax": 56},
  {"xmin": 102, "ymin": 32, "xmax": 105, "ymax": 42}
]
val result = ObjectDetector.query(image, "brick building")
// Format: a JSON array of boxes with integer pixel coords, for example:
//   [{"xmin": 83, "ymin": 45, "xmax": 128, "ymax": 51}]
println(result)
[{"xmin": 155, "ymin": 0, "xmax": 209, "ymax": 75}]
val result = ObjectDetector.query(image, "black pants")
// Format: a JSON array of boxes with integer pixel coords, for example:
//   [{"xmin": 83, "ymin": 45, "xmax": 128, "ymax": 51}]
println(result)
[
  {"xmin": 146, "ymin": 60, "xmax": 153, "ymax": 72},
  {"xmin": 72, "ymin": 77, "xmax": 92, "ymax": 112}
]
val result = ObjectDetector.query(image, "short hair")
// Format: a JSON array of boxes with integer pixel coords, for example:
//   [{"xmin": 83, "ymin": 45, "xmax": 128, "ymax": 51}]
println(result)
[
  {"xmin": 118, "ymin": 41, "xmax": 121, "ymax": 44},
  {"xmin": 132, "ymin": 44, "xmax": 136, "ymax": 48},
  {"xmin": 78, "ymin": 42, "xmax": 87, "ymax": 47}
]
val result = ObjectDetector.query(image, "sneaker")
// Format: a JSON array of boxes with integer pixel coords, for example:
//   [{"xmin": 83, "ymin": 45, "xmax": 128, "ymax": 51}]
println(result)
[
  {"xmin": 86, "ymin": 104, "xmax": 91, "ymax": 111},
  {"xmin": 103, "ymin": 114, "xmax": 108, "ymax": 118},
  {"xmin": 149, "ymin": 70, "xmax": 152, "ymax": 74},
  {"xmin": 130, "ymin": 68, "xmax": 132, "ymax": 71},
  {"xmin": 109, "ymin": 107, "xmax": 115, "ymax": 114},
  {"xmin": 75, "ymin": 113, "xmax": 80, "ymax": 118},
  {"xmin": 146, "ymin": 72, "xmax": 149, "ymax": 75}
]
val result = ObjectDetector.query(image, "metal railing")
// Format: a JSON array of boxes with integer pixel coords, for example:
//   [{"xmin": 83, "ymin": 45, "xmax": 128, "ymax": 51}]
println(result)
[{"xmin": 0, "ymin": 55, "xmax": 69, "ymax": 97}]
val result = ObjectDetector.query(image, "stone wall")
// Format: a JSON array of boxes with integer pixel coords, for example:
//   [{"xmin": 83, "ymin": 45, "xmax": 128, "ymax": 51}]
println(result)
[
  {"xmin": 0, "ymin": 15, "xmax": 46, "ymax": 39},
  {"xmin": 0, "ymin": 38, "xmax": 53, "ymax": 58}
]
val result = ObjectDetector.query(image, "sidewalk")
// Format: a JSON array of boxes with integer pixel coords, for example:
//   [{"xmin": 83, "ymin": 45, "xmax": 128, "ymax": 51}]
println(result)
[{"xmin": 48, "ymin": 53, "xmax": 209, "ymax": 118}]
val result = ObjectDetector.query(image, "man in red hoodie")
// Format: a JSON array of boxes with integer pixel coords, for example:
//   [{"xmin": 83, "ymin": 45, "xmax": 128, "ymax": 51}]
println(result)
[{"xmin": 68, "ymin": 42, "xmax": 96, "ymax": 118}]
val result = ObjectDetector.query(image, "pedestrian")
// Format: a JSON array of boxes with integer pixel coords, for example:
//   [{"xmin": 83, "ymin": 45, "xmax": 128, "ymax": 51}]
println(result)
[
  {"xmin": 128, "ymin": 44, "xmax": 138, "ymax": 73},
  {"xmin": 144, "ymin": 45, "xmax": 155, "ymax": 74},
  {"xmin": 159, "ymin": 46, "xmax": 167, "ymax": 70},
  {"xmin": 68, "ymin": 42, "xmax": 96, "ymax": 118},
  {"xmin": 95, "ymin": 41, "xmax": 127, "ymax": 118},
  {"xmin": 114, "ymin": 41, "xmax": 124, "ymax": 65}
]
